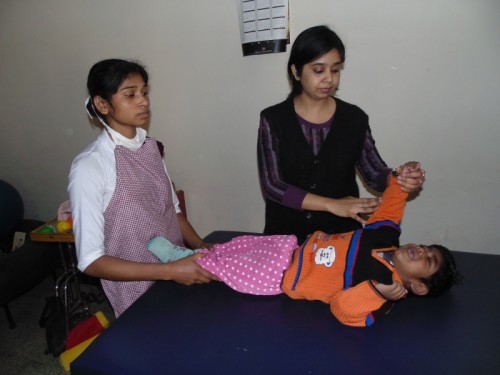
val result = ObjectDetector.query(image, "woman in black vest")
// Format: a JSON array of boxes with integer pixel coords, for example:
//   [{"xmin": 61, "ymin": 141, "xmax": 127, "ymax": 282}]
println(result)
[{"xmin": 258, "ymin": 26, "xmax": 425, "ymax": 244}]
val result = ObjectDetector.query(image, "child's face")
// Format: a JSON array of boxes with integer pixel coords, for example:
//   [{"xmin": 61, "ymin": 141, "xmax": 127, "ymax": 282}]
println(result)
[
  {"xmin": 392, "ymin": 244, "xmax": 443, "ymax": 286},
  {"xmin": 103, "ymin": 73, "xmax": 150, "ymax": 136}
]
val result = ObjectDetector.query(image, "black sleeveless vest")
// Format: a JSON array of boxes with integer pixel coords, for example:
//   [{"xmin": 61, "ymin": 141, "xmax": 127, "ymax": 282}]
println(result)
[{"xmin": 260, "ymin": 97, "xmax": 370, "ymax": 243}]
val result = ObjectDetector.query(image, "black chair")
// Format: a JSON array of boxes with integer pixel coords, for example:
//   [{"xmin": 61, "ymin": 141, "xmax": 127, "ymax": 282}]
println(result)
[{"xmin": 0, "ymin": 179, "xmax": 59, "ymax": 329}]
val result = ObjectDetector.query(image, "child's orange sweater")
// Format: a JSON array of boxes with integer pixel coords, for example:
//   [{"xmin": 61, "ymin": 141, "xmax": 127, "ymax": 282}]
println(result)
[{"xmin": 281, "ymin": 175, "xmax": 408, "ymax": 327}]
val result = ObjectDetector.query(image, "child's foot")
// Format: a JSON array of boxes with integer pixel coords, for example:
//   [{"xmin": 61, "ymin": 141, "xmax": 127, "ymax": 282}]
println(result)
[{"xmin": 147, "ymin": 236, "xmax": 198, "ymax": 263}]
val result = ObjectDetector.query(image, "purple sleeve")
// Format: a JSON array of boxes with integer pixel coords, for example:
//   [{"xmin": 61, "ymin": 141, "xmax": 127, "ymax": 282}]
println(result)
[
  {"xmin": 257, "ymin": 116, "xmax": 307, "ymax": 210},
  {"xmin": 355, "ymin": 129, "xmax": 392, "ymax": 192}
]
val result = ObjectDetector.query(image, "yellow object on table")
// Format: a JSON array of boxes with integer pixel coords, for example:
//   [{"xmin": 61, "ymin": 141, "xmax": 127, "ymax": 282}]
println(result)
[
  {"xmin": 56, "ymin": 220, "xmax": 72, "ymax": 233},
  {"xmin": 30, "ymin": 219, "xmax": 74, "ymax": 243}
]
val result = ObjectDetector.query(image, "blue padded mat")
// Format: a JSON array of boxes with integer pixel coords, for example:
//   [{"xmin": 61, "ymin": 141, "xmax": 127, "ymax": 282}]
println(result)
[{"xmin": 72, "ymin": 231, "xmax": 500, "ymax": 375}]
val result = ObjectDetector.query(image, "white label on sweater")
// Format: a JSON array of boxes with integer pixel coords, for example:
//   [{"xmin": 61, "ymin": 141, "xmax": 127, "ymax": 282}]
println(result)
[{"xmin": 315, "ymin": 245, "xmax": 336, "ymax": 267}]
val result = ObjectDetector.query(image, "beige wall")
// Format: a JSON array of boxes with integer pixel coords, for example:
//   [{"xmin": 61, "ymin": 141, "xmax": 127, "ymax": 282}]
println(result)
[{"xmin": 1, "ymin": 0, "xmax": 499, "ymax": 254}]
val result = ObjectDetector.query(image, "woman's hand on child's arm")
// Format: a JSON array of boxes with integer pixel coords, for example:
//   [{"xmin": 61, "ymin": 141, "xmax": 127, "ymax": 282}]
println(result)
[
  {"xmin": 394, "ymin": 161, "xmax": 425, "ymax": 193},
  {"xmin": 375, "ymin": 281, "xmax": 408, "ymax": 301},
  {"xmin": 302, "ymin": 193, "xmax": 381, "ymax": 225},
  {"xmin": 325, "ymin": 196, "xmax": 382, "ymax": 224}
]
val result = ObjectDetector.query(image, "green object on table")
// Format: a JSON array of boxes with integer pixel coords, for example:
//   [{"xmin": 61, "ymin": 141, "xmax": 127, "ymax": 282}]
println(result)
[{"xmin": 39, "ymin": 225, "xmax": 56, "ymax": 234}]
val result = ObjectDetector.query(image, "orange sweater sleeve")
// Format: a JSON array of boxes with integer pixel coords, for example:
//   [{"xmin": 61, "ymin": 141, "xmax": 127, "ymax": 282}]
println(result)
[
  {"xmin": 367, "ymin": 174, "xmax": 408, "ymax": 226},
  {"xmin": 330, "ymin": 281, "xmax": 387, "ymax": 327}
]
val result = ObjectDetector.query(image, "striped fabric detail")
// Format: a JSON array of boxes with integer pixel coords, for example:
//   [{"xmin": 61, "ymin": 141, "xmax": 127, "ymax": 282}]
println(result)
[
  {"xmin": 297, "ymin": 114, "xmax": 333, "ymax": 156},
  {"xmin": 365, "ymin": 313, "xmax": 375, "ymax": 326},
  {"xmin": 343, "ymin": 229, "xmax": 363, "ymax": 289},
  {"xmin": 365, "ymin": 220, "xmax": 401, "ymax": 232},
  {"xmin": 290, "ymin": 236, "xmax": 312, "ymax": 291}
]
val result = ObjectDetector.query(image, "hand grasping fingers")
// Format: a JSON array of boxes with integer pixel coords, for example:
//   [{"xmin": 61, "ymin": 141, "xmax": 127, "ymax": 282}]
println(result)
[{"xmin": 395, "ymin": 161, "xmax": 426, "ymax": 193}]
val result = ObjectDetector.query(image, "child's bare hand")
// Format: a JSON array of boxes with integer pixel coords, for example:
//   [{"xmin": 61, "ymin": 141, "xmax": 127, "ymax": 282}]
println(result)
[
  {"xmin": 394, "ymin": 161, "xmax": 425, "ymax": 193},
  {"xmin": 375, "ymin": 281, "xmax": 408, "ymax": 301}
]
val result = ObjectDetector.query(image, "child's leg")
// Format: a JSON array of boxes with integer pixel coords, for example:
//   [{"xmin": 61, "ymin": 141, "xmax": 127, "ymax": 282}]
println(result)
[{"xmin": 147, "ymin": 236, "xmax": 199, "ymax": 263}]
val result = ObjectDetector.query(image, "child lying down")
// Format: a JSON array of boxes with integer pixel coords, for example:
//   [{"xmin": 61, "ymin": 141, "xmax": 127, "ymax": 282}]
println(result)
[{"xmin": 148, "ymin": 162, "xmax": 461, "ymax": 327}]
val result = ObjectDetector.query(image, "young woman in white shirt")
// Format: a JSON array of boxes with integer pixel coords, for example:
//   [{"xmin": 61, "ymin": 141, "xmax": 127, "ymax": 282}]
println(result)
[{"xmin": 68, "ymin": 59, "xmax": 216, "ymax": 317}]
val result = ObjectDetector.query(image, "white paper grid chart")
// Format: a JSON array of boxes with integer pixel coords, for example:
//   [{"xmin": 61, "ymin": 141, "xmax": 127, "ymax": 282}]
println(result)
[{"xmin": 238, "ymin": 0, "xmax": 289, "ymax": 56}]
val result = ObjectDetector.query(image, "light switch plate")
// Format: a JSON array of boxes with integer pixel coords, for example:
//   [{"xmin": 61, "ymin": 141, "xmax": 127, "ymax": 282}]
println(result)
[{"xmin": 12, "ymin": 231, "xmax": 26, "ymax": 251}]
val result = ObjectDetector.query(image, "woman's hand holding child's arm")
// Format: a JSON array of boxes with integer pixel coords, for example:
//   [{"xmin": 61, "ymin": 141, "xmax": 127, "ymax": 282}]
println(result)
[
  {"xmin": 394, "ymin": 161, "xmax": 425, "ymax": 193},
  {"xmin": 324, "ymin": 196, "xmax": 382, "ymax": 225},
  {"xmin": 302, "ymin": 193, "xmax": 381, "ymax": 225}
]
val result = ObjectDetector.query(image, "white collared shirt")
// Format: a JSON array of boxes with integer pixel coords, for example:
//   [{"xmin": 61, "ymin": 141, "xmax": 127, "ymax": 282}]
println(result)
[{"xmin": 68, "ymin": 130, "xmax": 180, "ymax": 271}]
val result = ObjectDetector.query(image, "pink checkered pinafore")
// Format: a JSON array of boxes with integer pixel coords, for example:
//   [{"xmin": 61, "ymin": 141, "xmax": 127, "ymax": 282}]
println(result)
[{"xmin": 102, "ymin": 138, "xmax": 183, "ymax": 317}]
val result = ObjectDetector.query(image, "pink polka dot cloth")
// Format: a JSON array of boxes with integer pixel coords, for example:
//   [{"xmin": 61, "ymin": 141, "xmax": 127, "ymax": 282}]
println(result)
[{"xmin": 197, "ymin": 235, "xmax": 298, "ymax": 295}]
